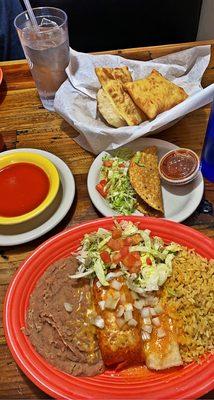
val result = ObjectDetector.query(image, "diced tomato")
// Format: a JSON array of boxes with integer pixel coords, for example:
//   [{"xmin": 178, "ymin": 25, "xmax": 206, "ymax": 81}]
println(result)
[
  {"xmin": 99, "ymin": 179, "xmax": 107, "ymax": 186},
  {"xmin": 111, "ymin": 228, "xmax": 122, "ymax": 239},
  {"xmin": 103, "ymin": 160, "xmax": 113, "ymax": 167},
  {"xmin": 119, "ymin": 163, "xmax": 125, "ymax": 167},
  {"xmin": 100, "ymin": 251, "xmax": 111, "ymax": 264},
  {"xmin": 130, "ymin": 234, "xmax": 142, "ymax": 245},
  {"xmin": 120, "ymin": 246, "xmax": 129, "ymax": 258},
  {"xmin": 96, "ymin": 183, "xmax": 107, "ymax": 198},
  {"xmin": 107, "ymin": 238, "xmax": 124, "ymax": 251},
  {"xmin": 122, "ymin": 254, "xmax": 142, "ymax": 273},
  {"xmin": 132, "ymin": 251, "xmax": 141, "ymax": 260},
  {"xmin": 146, "ymin": 257, "xmax": 152, "ymax": 265},
  {"xmin": 124, "ymin": 237, "xmax": 132, "ymax": 246},
  {"xmin": 111, "ymin": 252, "xmax": 122, "ymax": 263}
]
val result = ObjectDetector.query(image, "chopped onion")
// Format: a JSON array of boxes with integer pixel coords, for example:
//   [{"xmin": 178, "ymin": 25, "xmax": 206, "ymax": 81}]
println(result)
[
  {"xmin": 131, "ymin": 291, "xmax": 139, "ymax": 300},
  {"xmin": 116, "ymin": 305, "xmax": 125, "ymax": 317},
  {"xmin": 110, "ymin": 279, "xmax": 122, "ymax": 291},
  {"xmin": 98, "ymin": 300, "xmax": 106, "ymax": 311},
  {"xmin": 69, "ymin": 267, "xmax": 94, "ymax": 279},
  {"xmin": 143, "ymin": 317, "xmax": 151, "ymax": 325},
  {"xmin": 116, "ymin": 317, "xmax": 126, "ymax": 328},
  {"xmin": 124, "ymin": 310, "xmax": 133, "ymax": 321},
  {"xmin": 150, "ymin": 307, "xmax": 156, "ymax": 316},
  {"xmin": 134, "ymin": 299, "xmax": 145, "ymax": 310},
  {"xmin": 141, "ymin": 307, "xmax": 150, "ymax": 318},
  {"xmin": 146, "ymin": 295, "xmax": 158, "ymax": 306},
  {"xmin": 127, "ymin": 283, "xmax": 146, "ymax": 294},
  {"xmin": 157, "ymin": 327, "xmax": 166, "ymax": 338},
  {"xmin": 152, "ymin": 317, "xmax": 161, "ymax": 327},
  {"xmin": 96, "ymin": 281, "xmax": 102, "ymax": 288},
  {"xmin": 142, "ymin": 325, "xmax": 152, "ymax": 334},
  {"xmin": 142, "ymin": 331, "xmax": 150, "ymax": 341},
  {"xmin": 120, "ymin": 293, "xmax": 126, "ymax": 304},
  {"xmin": 154, "ymin": 304, "xmax": 163, "ymax": 314},
  {"xmin": 106, "ymin": 271, "xmax": 123, "ymax": 281},
  {"xmin": 112, "ymin": 290, "xmax": 120, "ymax": 299},
  {"xmin": 94, "ymin": 316, "xmax": 105, "ymax": 329},
  {"xmin": 125, "ymin": 303, "xmax": 133, "ymax": 311},
  {"xmin": 105, "ymin": 293, "xmax": 120, "ymax": 310},
  {"xmin": 64, "ymin": 302, "xmax": 73, "ymax": 312},
  {"xmin": 145, "ymin": 296, "xmax": 154, "ymax": 306},
  {"xmin": 128, "ymin": 318, "xmax": 138, "ymax": 327}
]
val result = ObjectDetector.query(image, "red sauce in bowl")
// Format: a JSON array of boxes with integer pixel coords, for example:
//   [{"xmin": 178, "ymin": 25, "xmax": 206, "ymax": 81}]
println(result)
[
  {"xmin": 159, "ymin": 149, "xmax": 199, "ymax": 181},
  {"xmin": 0, "ymin": 162, "xmax": 50, "ymax": 217}
]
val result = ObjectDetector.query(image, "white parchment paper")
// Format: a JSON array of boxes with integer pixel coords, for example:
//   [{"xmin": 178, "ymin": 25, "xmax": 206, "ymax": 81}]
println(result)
[{"xmin": 54, "ymin": 46, "xmax": 214, "ymax": 154}]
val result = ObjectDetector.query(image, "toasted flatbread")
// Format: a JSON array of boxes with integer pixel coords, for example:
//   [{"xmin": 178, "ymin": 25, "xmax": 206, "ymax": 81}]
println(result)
[
  {"xmin": 102, "ymin": 79, "xmax": 144, "ymax": 126},
  {"xmin": 124, "ymin": 69, "xmax": 188, "ymax": 119},
  {"xmin": 95, "ymin": 66, "xmax": 132, "ymax": 86},
  {"xmin": 129, "ymin": 146, "xmax": 164, "ymax": 215},
  {"xmin": 97, "ymin": 88, "xmax": 127, "ymax": 128}
]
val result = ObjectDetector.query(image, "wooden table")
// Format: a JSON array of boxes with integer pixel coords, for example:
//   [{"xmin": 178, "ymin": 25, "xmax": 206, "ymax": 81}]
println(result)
[{"xmin": 0, "ymin": 40, "xmax": 214, "ymax": 399}]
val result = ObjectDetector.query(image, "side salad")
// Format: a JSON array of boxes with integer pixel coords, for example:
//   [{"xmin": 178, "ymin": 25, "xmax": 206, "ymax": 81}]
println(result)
[
  {"xmin": 70, "ymin": 220, "xmax": 181, "ymax": 294},
  {"xmin": 96, "ymin": 154, "xmax": 137, "ymax": 214}
]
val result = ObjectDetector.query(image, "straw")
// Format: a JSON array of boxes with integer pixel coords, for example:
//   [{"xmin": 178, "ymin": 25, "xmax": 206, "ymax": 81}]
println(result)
[{"xmin": 23, "ymin": 0, "xmax": 39, "ymax": 31}]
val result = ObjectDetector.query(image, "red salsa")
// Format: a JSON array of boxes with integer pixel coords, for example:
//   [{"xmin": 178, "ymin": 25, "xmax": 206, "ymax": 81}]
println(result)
[
  {"xmin": 0, "ymin": 162, "xmax": 50, "ymax": 217},
  {"xmin": 160, "ymin": 149, "xmax": 198, "ymax": 180}
]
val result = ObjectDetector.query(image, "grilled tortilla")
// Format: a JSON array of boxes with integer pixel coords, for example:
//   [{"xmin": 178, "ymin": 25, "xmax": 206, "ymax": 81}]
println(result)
[
  {"xmin": 97, "ymin": 88, "xmax": 127, "ymax": 128},
  {"xmin": 124, "ymin": 69, "xmax": 188, "ymax": 119},
  {"xmin": 102, "ymin": 79, "xmax": 144, "ymax": 126},
  {"xmin": 95, "ymin": 66, "xmax": 132, "ymax": 86},
  {"xmin": 129, "ymin": 146, "xmax": 164, "ymax": 216}
]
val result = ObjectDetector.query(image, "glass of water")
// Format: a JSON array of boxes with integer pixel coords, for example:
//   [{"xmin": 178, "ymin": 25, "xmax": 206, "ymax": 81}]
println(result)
[{"xmin": 14, "ymin": 7, "xmax": 70, "ymax": 111}]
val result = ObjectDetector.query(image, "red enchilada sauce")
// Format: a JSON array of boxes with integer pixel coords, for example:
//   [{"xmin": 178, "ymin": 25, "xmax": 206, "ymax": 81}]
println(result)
[
  {"xmin": 160, "ymin": 149, "xmax": 198, "ymax": 180},
  {"xmin": 0, "ymin": 162, "xmax": 50, "ymax": 217}
]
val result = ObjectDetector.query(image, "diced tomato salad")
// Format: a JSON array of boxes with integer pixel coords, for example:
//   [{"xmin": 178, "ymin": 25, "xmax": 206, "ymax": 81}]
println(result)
[{"xmin": 99, "ymin": 228, "xmax": 142, "ymax": 273}]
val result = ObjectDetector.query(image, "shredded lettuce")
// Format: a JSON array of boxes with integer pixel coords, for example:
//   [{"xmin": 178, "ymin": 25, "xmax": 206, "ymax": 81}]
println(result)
[
  {"xmin": 94, "ymin": 259, "xmax": 109, "ymax": 286},
  {"xmin": 73, "ymin": 220, "xmax": 181, "ymax": 291},
  {"xmin": 99, "ymin": 155, "xmax": 137, "ymax": 215}
]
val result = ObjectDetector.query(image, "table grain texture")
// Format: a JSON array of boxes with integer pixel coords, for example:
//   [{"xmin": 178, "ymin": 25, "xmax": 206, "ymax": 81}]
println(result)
[{"xmin": 0, "ymin": 40, "xmax": 214, "ymax": 399}]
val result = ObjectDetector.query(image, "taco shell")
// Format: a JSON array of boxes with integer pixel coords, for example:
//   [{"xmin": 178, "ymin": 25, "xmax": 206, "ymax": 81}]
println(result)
[{"xmin": 129, "ymin": 146, "xmax": 164, "ymax": 216}]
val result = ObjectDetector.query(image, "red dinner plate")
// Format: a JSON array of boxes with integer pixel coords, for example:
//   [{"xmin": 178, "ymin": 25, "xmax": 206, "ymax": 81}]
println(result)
[{"xmin": 3, "ymin": 216, "xmax": 214, "ymax": 399}]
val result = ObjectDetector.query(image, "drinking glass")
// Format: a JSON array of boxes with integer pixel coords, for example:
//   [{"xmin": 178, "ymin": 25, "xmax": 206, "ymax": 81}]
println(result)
[
  {"xmin": 200, "ymin": 101, "xmax": 214, "ymax": 182},
  {"xmin": 14, "ymin": 7, "xmax": 70, "ymax": 111}
]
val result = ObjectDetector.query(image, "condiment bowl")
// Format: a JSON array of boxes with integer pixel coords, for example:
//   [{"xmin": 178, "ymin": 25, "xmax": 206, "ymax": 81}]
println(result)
[
  {"xmin": 158, "ymin": 148, "xmax": 200, "ymax": 186},
  {"xmin": 0, "ymin": 152, "xmax": 59, "ymax": 225}
]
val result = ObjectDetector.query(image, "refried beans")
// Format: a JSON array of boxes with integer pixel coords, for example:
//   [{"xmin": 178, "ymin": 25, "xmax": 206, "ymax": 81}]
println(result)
[{"xmin": 26, "ymin": 256, "xmax": 105, "ymax": 376}]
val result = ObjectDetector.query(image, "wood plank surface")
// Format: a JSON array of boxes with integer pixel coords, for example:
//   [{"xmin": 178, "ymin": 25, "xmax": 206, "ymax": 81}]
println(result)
[{"xmin": 0, "ymin": 40, "xmax": 214, "ymax": 399}]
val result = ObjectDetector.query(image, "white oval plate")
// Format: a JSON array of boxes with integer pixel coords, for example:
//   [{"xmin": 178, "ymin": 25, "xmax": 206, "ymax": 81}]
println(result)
[
  {"xmin": 0, "ymin": 148, "xmax": 75, "ymax": 246},
  {"xmin": 87, "ymin": 138, "xmax": 204, "ymax": 222}
]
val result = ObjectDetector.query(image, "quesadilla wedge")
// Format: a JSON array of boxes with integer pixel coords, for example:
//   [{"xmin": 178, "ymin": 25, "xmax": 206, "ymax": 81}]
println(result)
[
  {"xmin": 102, "ymin": 79, "xmax": 144, "ymax": 126},
  {"xmin": 129, "ymin": 146, "xmax": 164, "ymax": 216},
  {"xmin": 95, "ymin": 66, "xmax": 133, "ymax": 86},
  {"xmin": 124, "ymin": 69, "xmax": 188, "ymax": 119},
  {"xmin": 97, "ymin": 88, "xmax": 127, "ymax": 128}
]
